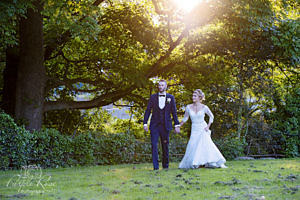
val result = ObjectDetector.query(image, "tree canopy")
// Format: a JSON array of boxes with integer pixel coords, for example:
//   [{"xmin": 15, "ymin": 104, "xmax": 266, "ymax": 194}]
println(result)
[{"xmin": 0, "ymin": 0, "xmax": 299, "ymax": 131}]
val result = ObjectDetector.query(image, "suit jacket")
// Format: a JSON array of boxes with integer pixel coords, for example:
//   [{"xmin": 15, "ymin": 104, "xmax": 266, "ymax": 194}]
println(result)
[{"xmin": 143, "ymin": 93, "xmax": 180, "ymax": 131}]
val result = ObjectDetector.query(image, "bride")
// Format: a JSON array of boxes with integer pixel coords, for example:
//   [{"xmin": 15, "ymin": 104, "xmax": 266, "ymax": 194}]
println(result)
[{"xmin": 178, "ymin": 89, "xmax": 227, "ymax": 169}]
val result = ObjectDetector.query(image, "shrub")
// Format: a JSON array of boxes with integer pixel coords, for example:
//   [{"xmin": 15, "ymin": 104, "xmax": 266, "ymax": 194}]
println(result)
[
  {"xmin": 133, "ymin": 134, "xmax": 188, "ymax": 163},
  {"xmin": 0, "ymin": 110, "xmax": 248, "ymax": 169},
  {"xmin": 71, "ymin": 133, "xmax": 95, "ymax": 165},
  {"xmin": 169, "ymin": 134, "xmax": 188, "ymax": 162},
  {"xmin": 214, "ymin": 136, "xmax": 246, "ymax": 160},
  {"xmin": 134, "ymin": 140, "xmax": 152, "ymax": 163},
  {"xmin": 267, "ymin": 88, "xmax": 300, "ymax": 157},
  {"xmin": 0, "ymin": 111, "xmax": 32, "ymax": 170},
  {"xmin": 29, "ymin": 128, "xmax": 72, "ymax": 168},
  {"xmin": 93, "ymin": 132, "xmax": 136, "ymax": 165}
]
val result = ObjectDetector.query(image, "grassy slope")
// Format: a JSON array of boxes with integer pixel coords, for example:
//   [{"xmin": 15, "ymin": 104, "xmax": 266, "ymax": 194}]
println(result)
[{"xmin": 0, "ymin": 159, "xmax": 299, "ymax": 200}]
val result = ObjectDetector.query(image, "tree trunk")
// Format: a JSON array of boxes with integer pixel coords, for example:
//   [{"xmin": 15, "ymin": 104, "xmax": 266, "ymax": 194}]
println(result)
[
  {"xmin": 15, "ymin": 0, "xmax": 45, "ymax": 131},
  {"xmin": 237, "ymin": 67, "xmax": 244, "ymax": 139},
  {"xmin": 237, "ymin": 97, "xmax": 243, "ymax": 139},
  {"xmin": 1, "ymin": 47, "xmax": 19, "ymax": 116}
]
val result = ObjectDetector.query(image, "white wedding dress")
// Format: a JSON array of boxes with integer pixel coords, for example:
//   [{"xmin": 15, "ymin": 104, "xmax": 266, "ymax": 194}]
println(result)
[{"xmin": 179, "ymin": 105, "xmax": 226, "ymax": 169}]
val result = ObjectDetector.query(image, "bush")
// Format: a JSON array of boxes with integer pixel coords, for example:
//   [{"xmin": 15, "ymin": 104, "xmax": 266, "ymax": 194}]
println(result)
[
  {"xmin": 267, "ymin": 88, "xmax": 300, "ymax": 157},
  {"xmin": 214, "ymin": 136, "xmax": 246, "ymax": 160},
  {"xmin": 0, "ymin": 111, "xmax": 32, "ymax": 170},
  {"xmin": 93, "ymin": 132, "xmax": 136, "ymax": 165},
  {"xmin": 169, "ymin": 134, "xmax": 188, "ymax": 162},
  {"xmin": 134, "ymin": 140, "xmax": 152, "ymax": 163},
  {"xmin": 71, "ymin": 133, "xmax": 95, "ymax": 165},
  {"xmin": 133, "ymin": 134, "xmax": 188, "ymax": 163},
  {"xmin": 29, "ymin": 128, "xmax": 72, "ymax": 168},
  {"xmin": 0, "ymin": 110, "xmax": 248, "ymax": 170}
]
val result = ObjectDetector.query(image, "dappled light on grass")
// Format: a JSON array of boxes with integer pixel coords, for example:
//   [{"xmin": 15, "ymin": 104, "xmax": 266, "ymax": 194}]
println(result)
[{"xmin": 280, "ymin": 162, "xmax": 300, "ymax": 170}]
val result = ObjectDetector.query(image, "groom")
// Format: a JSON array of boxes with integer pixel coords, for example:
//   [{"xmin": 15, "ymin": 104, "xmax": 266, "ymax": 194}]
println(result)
[{"xmin": 144, "ymin": 80, "xmax": 180, "ymax": 170}]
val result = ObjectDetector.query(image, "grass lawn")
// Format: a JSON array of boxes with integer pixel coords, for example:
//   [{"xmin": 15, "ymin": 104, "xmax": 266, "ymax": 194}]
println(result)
[{"xmin": 0, "ymin": 159, "xmax": 299, "ymax": 200}]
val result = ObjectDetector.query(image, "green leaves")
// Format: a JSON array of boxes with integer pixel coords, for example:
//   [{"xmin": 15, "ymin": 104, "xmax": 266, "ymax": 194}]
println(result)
[
  {"xmin": 270, "ymin": 18, "xmax": 300, "ymax": 65},
  {"xmin": 0, "ymin": 0, "xmax": 33, "ymax": 48},
  {"xmin": 0, "ymin": 110, "xmax": 33, "ymax": 170}
]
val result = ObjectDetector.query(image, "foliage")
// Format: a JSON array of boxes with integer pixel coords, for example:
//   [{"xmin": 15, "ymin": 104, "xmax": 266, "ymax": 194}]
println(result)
[
  {"xmin": 134, "ymin": 140, "xmax": 152, "ymax": 163},
  {"xmin": 0, "ymin": 110, "xmax": 32, "ymax": 170},
  {"xmin": 43, "ymin": 109, "xmax": 85, "ymax": 135},
  {"xmin": 29, "ymin": 128, "xmax": 72, "ymax": 168},
  {"xmin": 0, "ymin": 0, "xmax": 33, "ymax": 48},
  {"xmin": 111, "ymin": 117, "xmax": 145, "ymax": 139},
  {"xmin": 1, "ymin": 107, "xmax": 297, "ymax": 172},
  {"xmin": 0, "ymin": 0, "xmax": 299, "ymax": 165},
  {"xmin": 93, "ymin": 132, "xmax": 136, "ymax": 165},
  {"xmin": 214, "ymin": 136, "xmax": 246, "ymax": 160},
  {"xmin": 270, "ymin": 18, "xmax": 300, "ymax": 65},
  {"xmin": 267, "ymin": 87, "xmax": 300, "ymax": 157},
  {"xmin": 44, "ymin": 108, "xmax": 115, "ymax": 135},
  {"xmin": 169, "ymin": 134, "xmax": 189, "ymax": 162},
  {"xmin": 269, "ymin": 0, "xmax": 300, "ymax": 65},
  {"xmin": 244, "ymin": 117, "xmax": 278, "ymax": 155},
  {"xmin": 1, "ymin": 0, "xmax": 298, "ymax": 138},
  {"xmin": 71, "ymin": 133, "xmax": 95, "ymax": 165}
]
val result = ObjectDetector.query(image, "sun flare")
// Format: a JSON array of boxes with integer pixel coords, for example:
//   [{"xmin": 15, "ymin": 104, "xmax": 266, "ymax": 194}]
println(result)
[{"xmin": 173, "ymin": 0, "xmax": 203, "ymax": 12}]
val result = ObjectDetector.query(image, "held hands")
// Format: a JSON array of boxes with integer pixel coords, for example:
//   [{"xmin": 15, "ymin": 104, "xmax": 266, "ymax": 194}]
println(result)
[
  {"xmin": 144, "ymin": 125, "xmax": 149, "ymax": 132},
  {"xmin": 175, "ymin": 126, "xmax": 180, "ymax": 134}
]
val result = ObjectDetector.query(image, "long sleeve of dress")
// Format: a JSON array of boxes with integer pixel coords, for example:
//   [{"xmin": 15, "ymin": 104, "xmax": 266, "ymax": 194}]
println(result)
[
  {"xmin": 182, "ymin": 106, "xmax": 190, "ymax": 123},
  {"xmin": 205, "ymin": 105, "xmax": 214, "ymax": 124}
]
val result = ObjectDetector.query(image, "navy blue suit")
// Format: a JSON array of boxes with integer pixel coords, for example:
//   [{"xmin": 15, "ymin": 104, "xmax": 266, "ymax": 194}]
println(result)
[{"xmin": 143, "ymin": 93, "xmax": 180, "ymax": 169}]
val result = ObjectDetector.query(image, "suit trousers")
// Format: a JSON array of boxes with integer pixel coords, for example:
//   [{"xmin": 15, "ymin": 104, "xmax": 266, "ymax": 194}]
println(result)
[{"xmin": 150, "ymin": 124, "xmax": 170, "ymax": 170}]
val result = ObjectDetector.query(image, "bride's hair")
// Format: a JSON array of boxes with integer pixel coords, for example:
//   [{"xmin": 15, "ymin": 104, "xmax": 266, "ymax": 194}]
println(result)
[{"xmin": 194, "ymin": 89, "xmax": 205, "ymax": 101}]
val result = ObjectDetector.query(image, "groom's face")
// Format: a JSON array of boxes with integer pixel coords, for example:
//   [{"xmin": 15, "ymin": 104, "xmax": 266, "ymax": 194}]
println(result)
[{"xmin": 158, "ymin": 81, "xmax": 167, "ymax": 93}]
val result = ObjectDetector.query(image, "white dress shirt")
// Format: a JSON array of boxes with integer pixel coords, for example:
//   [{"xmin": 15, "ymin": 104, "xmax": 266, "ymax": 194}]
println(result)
[
  {"xmin": 158, "ymin": 92, "xmax": 166, "ymax": 109},
  {"xmin": 144, "ymin": 92, "xmax": 179, "ymax": 128}
]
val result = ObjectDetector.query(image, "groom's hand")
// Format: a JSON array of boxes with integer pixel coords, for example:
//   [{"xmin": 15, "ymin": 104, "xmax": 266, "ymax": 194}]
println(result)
[{"xmin": 175, "ymin": 126, "xmax": 180, "ymax": 134}]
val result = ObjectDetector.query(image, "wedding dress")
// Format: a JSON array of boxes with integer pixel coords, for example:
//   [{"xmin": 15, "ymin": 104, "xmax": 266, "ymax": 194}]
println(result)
[{"xmin": 179, "ymin": 105, "xmax": 227, "ymax": 169}]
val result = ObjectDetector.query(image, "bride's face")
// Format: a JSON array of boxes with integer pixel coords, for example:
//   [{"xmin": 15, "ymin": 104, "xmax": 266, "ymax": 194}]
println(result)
[{"xmin": 192, "ymin": 93, "xmax": 200, "ymax": 103}]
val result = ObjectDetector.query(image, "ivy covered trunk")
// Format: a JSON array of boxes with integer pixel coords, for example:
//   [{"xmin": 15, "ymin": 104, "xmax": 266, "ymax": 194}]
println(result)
[{"xmin": 15, "ymin": 0, "xmax": 45, "ymax": 131}]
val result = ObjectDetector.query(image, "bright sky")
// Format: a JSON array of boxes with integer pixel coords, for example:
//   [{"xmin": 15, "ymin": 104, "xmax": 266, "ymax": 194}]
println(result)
[{"xmin": 173, "ymin": 0, "xmax": 203, "ymax": 12}]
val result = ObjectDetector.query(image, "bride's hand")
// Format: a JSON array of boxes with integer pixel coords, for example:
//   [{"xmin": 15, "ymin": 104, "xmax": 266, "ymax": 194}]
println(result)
[{"xmin": 204, "ymin": 126, "xmax": 209, "ymax": 132}]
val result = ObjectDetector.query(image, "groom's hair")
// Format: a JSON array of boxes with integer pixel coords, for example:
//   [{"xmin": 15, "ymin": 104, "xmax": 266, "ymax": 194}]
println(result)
[{"xmin": 159, "ymin": 79, "xmax": 167, "ymax": 86}]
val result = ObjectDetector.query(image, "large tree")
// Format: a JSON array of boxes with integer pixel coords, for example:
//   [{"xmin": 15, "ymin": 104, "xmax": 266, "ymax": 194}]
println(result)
[
  {"xmin": 0, "ymin": 0, "xmax": 298, "ymax": 131},
  {"xmin": 1, "ymin": 0, "xmax": 224, "ymax": 130}
]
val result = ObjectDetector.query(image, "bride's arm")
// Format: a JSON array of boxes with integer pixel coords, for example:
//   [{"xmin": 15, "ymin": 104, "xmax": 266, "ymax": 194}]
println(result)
[
  {"xmin": 179, "ymin": 106, "xmax": 189, "ymax": 127},
  {"xmin": 205, "ymin": 105, "xmax": 214, "ymax": 128}
]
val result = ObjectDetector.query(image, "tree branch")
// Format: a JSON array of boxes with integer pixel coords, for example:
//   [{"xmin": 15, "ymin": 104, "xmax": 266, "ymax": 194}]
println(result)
[
  {"xmin": 44, "ymin": 86, "xmax": 136, "ymax": 111},
  {"xmin": 45, "ymin": 76, "xmax": 115, "ymax": 94},
  {"xmin": 146, "ymin": 28, "xmax": 189, "ymax": 78},
  {"xmin": 44, "ymin": 0, "xmax": 106, "ymax": 60},
  {"xmin": 151, "ymin": 0, "xmax": 166, "ymax": 15},
  {"xmin": 167, "ymin": 15, "xmax": 173, "ymax": 44},
  {"xmin": 92, "ymin": 0, "xmax": 106, "ymax": 6},
  {"xmin": 61, "ymin": 50, "xmax": 100, "ymax": 64}
]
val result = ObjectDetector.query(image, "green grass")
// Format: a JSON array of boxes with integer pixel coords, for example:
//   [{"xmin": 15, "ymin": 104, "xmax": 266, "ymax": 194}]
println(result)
[{"xmin": 0, "ymin": 159, "xmax": 299, "ymax": 200}]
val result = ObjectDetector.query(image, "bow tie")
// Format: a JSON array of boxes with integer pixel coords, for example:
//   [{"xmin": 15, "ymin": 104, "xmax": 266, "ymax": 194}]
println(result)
[{"xmin": 159, "ymin": 95, "xmax": 166, "ymax": 97}]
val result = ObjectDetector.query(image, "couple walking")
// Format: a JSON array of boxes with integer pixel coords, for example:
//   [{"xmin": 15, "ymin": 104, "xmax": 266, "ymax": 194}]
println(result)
[{"xmin": 143, "ymin": 80, "xmax": 227, "ymax": 170}]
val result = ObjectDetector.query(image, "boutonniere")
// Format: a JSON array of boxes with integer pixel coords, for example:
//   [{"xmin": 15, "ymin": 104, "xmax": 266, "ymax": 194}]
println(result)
[{"xmin": 167, "ymin": 98, "xmax": 171, "ymax": 104}]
